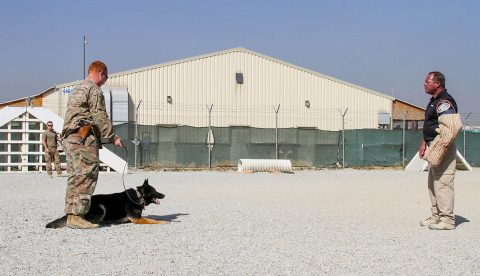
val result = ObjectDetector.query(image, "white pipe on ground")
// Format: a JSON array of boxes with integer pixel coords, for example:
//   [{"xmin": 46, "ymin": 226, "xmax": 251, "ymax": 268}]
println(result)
[{"xmin": 238, "ymin": 159, "xmax": 293, "ymax": 173}]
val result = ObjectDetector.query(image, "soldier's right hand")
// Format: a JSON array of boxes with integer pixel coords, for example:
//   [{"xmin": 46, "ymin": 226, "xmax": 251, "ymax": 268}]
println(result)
[
  {"xmin": 419, "ymin": 140, "xmax": 427, "ymax": 158},
  {"xmin": 114, "ymin": 137, "xmax": 123, "ymax": 148}
]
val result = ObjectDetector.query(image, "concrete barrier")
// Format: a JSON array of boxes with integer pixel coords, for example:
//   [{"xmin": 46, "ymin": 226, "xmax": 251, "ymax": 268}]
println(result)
[{"xmin": 238, "ymin": 159, "xmax": 293, "ymax": 173}]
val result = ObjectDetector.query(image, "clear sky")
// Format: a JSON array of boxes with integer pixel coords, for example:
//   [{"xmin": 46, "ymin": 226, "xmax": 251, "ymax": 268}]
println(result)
[{"xmin": 1, "ymin": 0, "xmax": 479, "ymax": 118}]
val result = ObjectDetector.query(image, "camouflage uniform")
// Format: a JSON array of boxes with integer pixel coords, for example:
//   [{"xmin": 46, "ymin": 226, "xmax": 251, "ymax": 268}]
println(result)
[
  {"xmin": 62, "ymin": 78, "xmax": 118, "ymax": 215},
  {"xmin": 43, "ymin": 130, "xmax": 62, "ymax": 175}
]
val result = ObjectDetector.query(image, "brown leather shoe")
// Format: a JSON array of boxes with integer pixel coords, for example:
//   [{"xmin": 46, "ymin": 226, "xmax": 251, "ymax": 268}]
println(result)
[{"xmin": 66, "ymin": 215, "xmax": 99, "ymax": 229}]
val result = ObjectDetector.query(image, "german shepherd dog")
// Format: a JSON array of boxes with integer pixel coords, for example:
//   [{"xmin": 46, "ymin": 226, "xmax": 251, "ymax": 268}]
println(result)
[{"xmin": 46, "ymin": 179, "xmax": 168, "ymax": 228}]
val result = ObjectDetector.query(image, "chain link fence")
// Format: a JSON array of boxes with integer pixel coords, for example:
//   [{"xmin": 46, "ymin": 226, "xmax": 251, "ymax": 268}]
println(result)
[
  {"xmin": 100, "ymin": 104, "xmax": 480, "ymax": 169},
  {"xmin": 104, "ymin": 123, "xmax": 480, "ymax": 169}
]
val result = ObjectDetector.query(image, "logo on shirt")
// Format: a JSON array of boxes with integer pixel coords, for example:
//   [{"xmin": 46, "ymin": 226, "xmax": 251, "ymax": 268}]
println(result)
[{"xmin": 436, "ymin": 101, "xmax": 451, "ymax": 114}]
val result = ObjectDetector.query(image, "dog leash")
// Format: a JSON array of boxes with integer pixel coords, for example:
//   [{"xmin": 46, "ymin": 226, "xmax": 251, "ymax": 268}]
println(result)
[{"xmin": 120, "ymin": 144, "xmax": 144, "ymax": 207}]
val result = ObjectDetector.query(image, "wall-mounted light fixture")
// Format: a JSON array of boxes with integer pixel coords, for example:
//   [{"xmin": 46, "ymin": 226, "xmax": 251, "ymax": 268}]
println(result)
[
  {"xmin": 167, "ymin": 96, "xmax": 172, "ymax": 104},
  {"xmin": 305, "ymin": 100, "xmax": 310, "ymax": 108},
  {"xmin": 236, "ymin": 73, "xmax": 243, "ymax": 84}
]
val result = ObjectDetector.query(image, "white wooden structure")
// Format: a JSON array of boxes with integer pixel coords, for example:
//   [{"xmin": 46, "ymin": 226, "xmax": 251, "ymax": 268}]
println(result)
[
  {"xmin": 0, "ymin": 107, "xmax": 126, "ymax": 173},
  {"xmin": 405, "ymin": 151, "xmax": 472, "ymax": 171}
]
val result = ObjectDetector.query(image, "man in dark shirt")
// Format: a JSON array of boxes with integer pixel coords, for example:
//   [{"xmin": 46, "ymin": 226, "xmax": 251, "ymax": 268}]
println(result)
[{"xmin": 418, "ymin": 71, "xmax": 462, "ymax": 230}]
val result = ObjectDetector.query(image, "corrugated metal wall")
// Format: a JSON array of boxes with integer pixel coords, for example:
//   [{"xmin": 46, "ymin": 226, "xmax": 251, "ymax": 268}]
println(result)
[
  {"xmin": 43, "ymin": 48, "xmax": 393, "ymax": 131},
  {"xmin": 42, "ymin": 87, "xmax": 69, "ymax": 118}
]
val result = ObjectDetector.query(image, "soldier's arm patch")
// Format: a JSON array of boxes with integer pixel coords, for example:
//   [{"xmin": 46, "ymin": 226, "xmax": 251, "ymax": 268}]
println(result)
[{"xmin": 436, "ymin": 100, "xmax": 455, "ymax": 115}]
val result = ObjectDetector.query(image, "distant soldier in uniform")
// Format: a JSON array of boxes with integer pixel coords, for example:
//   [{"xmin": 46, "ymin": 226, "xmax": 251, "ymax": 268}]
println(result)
[
  {"xmin": 419, "ymin": 71, "xmax": 462, "ymax": 230},
  {"xmin": 42, "ymin": 121, "xmax": 63, "ymax": 177},
  {"xmin": 62, "ymin": 60, "xmax": 123, "ymax": 229}
]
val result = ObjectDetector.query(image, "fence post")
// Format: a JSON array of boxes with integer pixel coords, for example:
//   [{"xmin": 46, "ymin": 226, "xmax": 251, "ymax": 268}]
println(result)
[
  {"xmin": 402, "ymin": 111, "xmax": 408, "ymax": 167},
  {"xmin": 338, "ymin": 108, "xmax": 348, "ymax": 167},
  {"xmin": 207, "ymin": 104, "xmax": 214, "ymax": 170},
  {"xmin": 134, "ymin": 100, "xmax": 142, "ymax": 169},
  {"xmin": 463, "ymin": 113, "xmax": 471, "ymax": 159},
  {"xmin": 273, "ymin": 105, "xmax": 280, "ymax": 159}
]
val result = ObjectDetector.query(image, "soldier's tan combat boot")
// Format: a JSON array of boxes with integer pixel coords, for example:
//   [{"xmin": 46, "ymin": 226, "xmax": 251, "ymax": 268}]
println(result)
[
  {"xmin": 428, "ymin": 220, "xmax": 455, "ymax": 230},
  {"xmin": 66, "ymin": 215, "xmax": 99, "ymax": 229},
  {"xmin": 419, "ymin": 216, "xmax": 439, "ymax": 227}
]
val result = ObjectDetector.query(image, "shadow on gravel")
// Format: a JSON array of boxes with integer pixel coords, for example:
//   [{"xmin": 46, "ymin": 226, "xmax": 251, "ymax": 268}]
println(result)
[
  {"xmin": 455, "ymin": 215, "xmax": 469, "ymax": 227},
  {"xmin": 146, "ymin": 213, "xmax": 189, "ymax": 222}
]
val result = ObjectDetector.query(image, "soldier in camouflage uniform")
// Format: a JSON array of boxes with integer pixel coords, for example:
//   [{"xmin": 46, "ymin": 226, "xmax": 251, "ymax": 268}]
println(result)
[
  {"xmin": 62, "ymin": 60, "xmax": 123, "ymax": 229},
  {"xmin": 42, "ymin": 121, "xmax": 63, "ymax": 177}
]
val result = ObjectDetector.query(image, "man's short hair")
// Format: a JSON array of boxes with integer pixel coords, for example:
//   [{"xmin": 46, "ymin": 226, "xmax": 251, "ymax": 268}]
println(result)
[
  {"xmin": 428, "ymin": 71, "xmax": 445, "ymax": 88},
  {"xmin": 88, "ymin": 60, "xmax": 107, "ymax": 74},
  {"xmin": 47, "ymin": 121, "xmax": 53, "ymax": 125}
]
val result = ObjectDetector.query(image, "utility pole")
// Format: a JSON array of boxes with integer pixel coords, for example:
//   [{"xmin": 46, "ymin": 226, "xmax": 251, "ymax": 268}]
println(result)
[{"xmin": 83, "ymin": 35, "xmax": 87, "ymax": 79}]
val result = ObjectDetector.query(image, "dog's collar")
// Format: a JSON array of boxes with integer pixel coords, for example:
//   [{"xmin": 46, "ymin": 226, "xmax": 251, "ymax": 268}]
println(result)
[{"xmin": 135, "ymin": 190, "xmax": 145, "ymax": 206}]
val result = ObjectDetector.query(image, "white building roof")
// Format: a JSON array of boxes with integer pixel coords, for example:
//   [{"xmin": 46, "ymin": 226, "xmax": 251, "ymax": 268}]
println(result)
[{"xmin": 0, "ymin": 107, "xmax": 26, "ymax": 128}]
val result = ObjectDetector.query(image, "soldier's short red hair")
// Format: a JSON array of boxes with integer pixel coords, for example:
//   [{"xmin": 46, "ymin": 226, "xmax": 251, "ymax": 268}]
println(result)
[{"xmin": 88, "ymin": 60, "xmax": 107, "ymax": 74}]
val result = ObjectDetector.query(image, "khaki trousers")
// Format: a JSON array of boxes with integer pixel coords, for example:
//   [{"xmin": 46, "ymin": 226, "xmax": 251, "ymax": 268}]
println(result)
[{"xmin": 427, "ymin": 144, "xmax": 456, "ymax": 225}]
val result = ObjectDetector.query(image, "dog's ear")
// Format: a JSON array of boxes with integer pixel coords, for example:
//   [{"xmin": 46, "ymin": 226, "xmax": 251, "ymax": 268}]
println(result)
[{"xmin": 143, "ymin": 179, "xmax": 148, "ymax": 186}]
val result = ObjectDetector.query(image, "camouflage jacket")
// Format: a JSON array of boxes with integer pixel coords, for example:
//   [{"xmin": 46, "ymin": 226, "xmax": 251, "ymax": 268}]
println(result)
[{"xmin": 62, "ymin": 78, "xmax": 117, "ymax": 144}]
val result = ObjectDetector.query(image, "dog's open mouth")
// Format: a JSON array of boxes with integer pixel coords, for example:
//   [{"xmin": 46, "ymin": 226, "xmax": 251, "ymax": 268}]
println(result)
[{"xmin": 154, "ymin": 198, "xmax": 161, "ymax": 204}]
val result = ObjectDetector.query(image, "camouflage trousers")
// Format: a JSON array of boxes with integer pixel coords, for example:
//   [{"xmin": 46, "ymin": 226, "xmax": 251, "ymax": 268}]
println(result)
[
  {"xmin": 63, "ymin": 133, "xmax": 99, "ymax": 215},
  {"xmin": 45, "ymin": 148, "xmax": 62, "ymax": 175}
]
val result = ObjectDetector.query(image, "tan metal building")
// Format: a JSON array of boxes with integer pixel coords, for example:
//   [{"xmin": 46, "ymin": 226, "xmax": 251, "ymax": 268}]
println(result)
[
  {"xmin": 43, "ymin": 47, "xmax": 396, "ymax": 130},
  {"xmin": 392, "ymin": 100, "xmax": 425, "ymax": 130}
]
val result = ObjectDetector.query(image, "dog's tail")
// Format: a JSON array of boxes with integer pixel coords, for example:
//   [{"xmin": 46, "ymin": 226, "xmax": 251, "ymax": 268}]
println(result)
[{"xmin": 45, "ymin": 215, "xmax": 67, "ymax": 229}]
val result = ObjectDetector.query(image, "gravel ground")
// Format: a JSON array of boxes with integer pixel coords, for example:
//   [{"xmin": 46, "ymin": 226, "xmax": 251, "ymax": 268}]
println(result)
[{"xmin": 1, "ymin": 169, "xmax": 479, "ymax": 275}]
